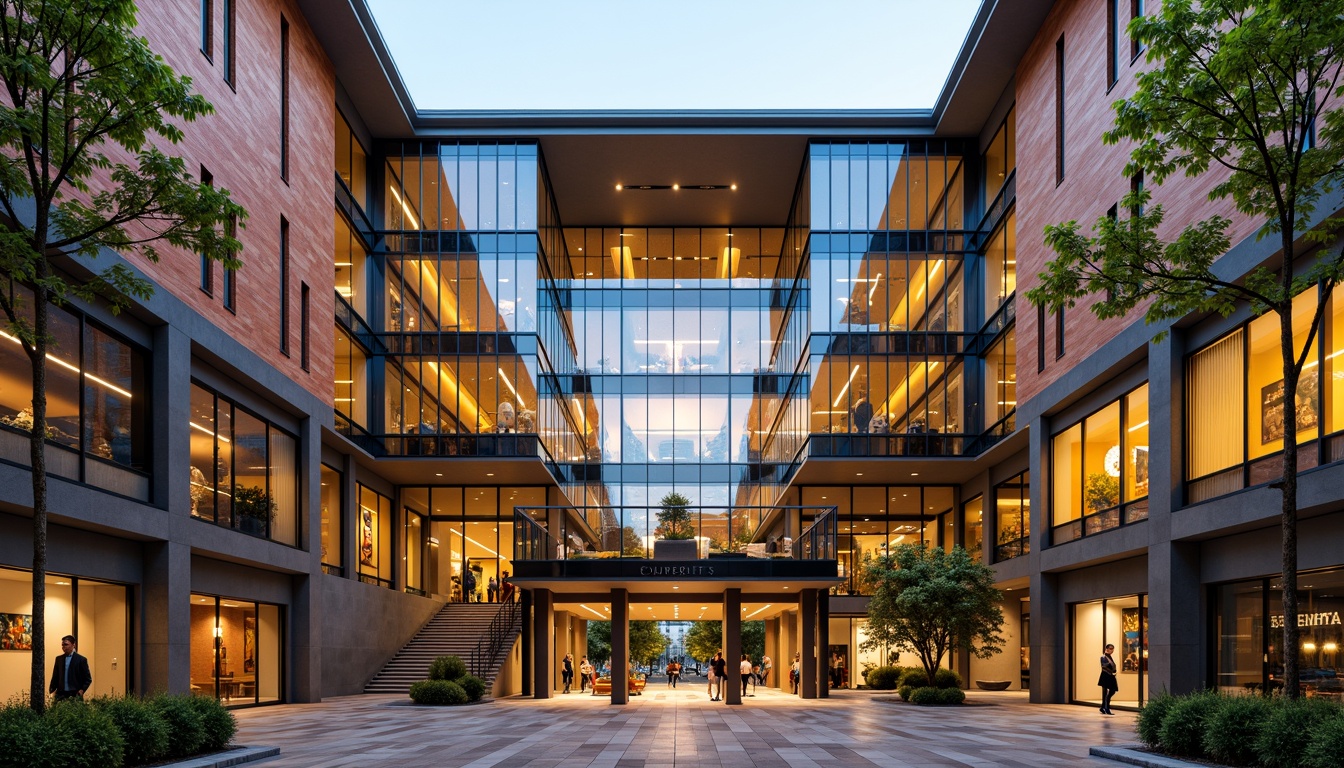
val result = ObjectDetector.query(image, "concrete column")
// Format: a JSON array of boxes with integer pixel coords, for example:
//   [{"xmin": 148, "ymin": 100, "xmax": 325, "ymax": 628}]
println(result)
[
  {"xmin": 1030, "ymin": 570, "xmax": 1062, "ymax": 703},
  {"xmin": 290, "ymin": 573, "xmax": 319, "ymax": 702},
  {"xmin": 799, "ymin": 589, "xmax": 818, "ymax": 698},
  {"xmin": 532, "ymin": 588, "xmax": 553, "ymax": 699},
  {"xmin": 142, "ymin": 540, "xmax": 191, "ymax": 694},
  {"xmin": 724, "ymin": 588, "xmax": 742, "ymax": 704},
  {"xmin": 764, "ymin": 617, "xmax": 779, "ymax": 689},
  {"xmin": 554, "ymin": 610, "xmax": 571, "ymax": 692},
  {"xmin": 577, "ymin": 619, "xmax": 589, "ymax": 678},
  {"xmin": 520, "ymin": 589, "xmax": 533, "ymax": 696},
  {"xmin": 780, "ymin": 610, "xmax": 798, "ymax": 693},
  {"xmin": 818, "ymin": 591, "xmax": 830, "ymax": 697},
  {"xmin": 611, "ymin": 588, "xmax": 629, "ymax": 705}
]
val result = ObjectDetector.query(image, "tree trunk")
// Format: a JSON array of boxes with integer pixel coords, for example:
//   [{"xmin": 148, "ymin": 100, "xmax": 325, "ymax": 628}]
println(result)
[
  {"xmin": 28, "ymin": 271, "xmax": 50, "ymax": 713},
  {"xmin": 1279, "ymin": 301, "xmax": 1300, "ymax": 700}
]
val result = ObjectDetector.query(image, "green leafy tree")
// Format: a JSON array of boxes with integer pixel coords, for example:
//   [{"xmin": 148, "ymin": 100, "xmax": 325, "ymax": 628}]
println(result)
[
  {"xmin": 655, "ymin": 491, "xmax": 694, "ymax": 540},
  {"xmin": 587, "ymin": 620, "xmax": 611, "ymax": 666},
  {"xmin": 585, "ymin": 620, "xmax": 667, "ymax": 671},
  {"xmin": 683, "ymin": 620, "xmax": 765, "ymax": 664},
  {"xmin": 862, "ymin": 544, "xmax": 1004, "ymax": 686},
  {"xmin": 0, "ymin": 0, "xmax": 245, "ymax": 711},
  {"xmin": 1026, "ymin": 1, "xmax": 1344, "ymax": 697}
]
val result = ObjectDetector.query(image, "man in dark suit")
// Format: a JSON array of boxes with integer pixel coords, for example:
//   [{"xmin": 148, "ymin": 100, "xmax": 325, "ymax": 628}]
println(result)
[{"xmin": 50, "ymin": 634, "xmax": 92, "ymax": 701}]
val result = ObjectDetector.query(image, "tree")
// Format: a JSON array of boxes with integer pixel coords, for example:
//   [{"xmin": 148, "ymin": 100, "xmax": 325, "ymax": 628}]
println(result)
[
  {"xmin": 654, "ymin": 491, "xmax": 694, "ymax": 540},
  {"xmin": 684, "ymin": 620, "xmax": 765, "ymax": 664},
  {"xmin": 1026, "ymin": 0, "xmax": 1344, "ymax": 698},
  {"xmin": 0, "ymin": 0, "xmax": 245, "ymax": 711},
  {"xmin": 585, "ymin": 620, "xmax": 668, "ymax": 671},
  {"xmin": 862, "ymin": 544, "xmax": 1005, "ymax": 686}
]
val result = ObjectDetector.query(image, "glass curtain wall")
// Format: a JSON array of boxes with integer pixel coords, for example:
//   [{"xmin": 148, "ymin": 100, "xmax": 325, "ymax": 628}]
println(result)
[
  {"xmin": 995, "ymin": 471, "xmax": 1030, "ymax": 561},
  {"xmin": 1051, "ymin": 383, "xmax": 1150, "ymax": 544},
  {"xmin": 401, "ymin": 486, "xmax": 543, "ymax": 602}
]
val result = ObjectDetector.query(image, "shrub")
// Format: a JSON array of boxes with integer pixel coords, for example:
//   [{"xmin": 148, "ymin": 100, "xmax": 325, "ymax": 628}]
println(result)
[
  {"xmin": 898, "ymin": 669, "xmax": 930, "ymax": 689},
  {"xmin": 410, "ymin": 680, "xmax": 468, "ymax": 706},
  {"xmin": 0, "ymin": 701, "xmax": 46, "ymax": 768},
  {"xmin": 908, "ymin": 686, "xmax": 965, "ymax": 705},
  {"xmin": 1203, "ymin": 694, "xmax": 1271, "ymax": 766},
  {"xmin": 428, "ymin": 656, "xmax": 467, "ymax": 681},
  {"xmin": 1137, "ymin": 691, "xmax": 1177, "ymax": 748},
  {"xmin": 455, "ymin": 675, "xmax": 486, "ymax": 702},
  {"xmin": 93, "ymin": 696, "xmax": 168, "ymax": 766},
  {"xmin": 1158, "ymin": 690, "xmax": 1222, "ymax": 758},
  {"xmin": 1303, "ymin": 710, "xmax": 1344, "ymax": 768},
  {"xmin": 149, "ymin": 694, "xmax": 205, "ymax": 759},
  {"xmin": 42, "ymin": 700, "xmax": 125, "ymax": 768},
  {"xmin": 866, "ymin": 666, "xmax": 902, "ymax": 690},
  {"xmin": 933, "ymin": 668, "xmax": 962, "ymax": 689},
  {"xmin": 184, "ymin": 695, "xmax": 236, "ymax": 752},
  {"xmin": 897, "ymin": 685, "xmax": 914, "ymax": 701},
  {"xmin": 1256, "ymin": 697, "xmax": 1340, "ymax": 768}
]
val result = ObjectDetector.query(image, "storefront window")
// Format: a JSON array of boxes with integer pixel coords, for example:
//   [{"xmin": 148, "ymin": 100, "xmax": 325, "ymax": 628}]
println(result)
[
  {"xmin": 188, "ymin": 383, "xmax": 299, "ymax": 545},
  {"xmin": 1052, "ymin": 384, "xmax": 1149, "ymax": 544},
  {"xmin": 0, "ymin": 569, "xmax": 130, "ymax": 703},
  {"xmin": 963, "ymin": 496, "xmax": 983, "ymax": 561},
  {"xmin": 1072, "ymin": 595, "xmax": 1147, "ymax": 709},
  {"xmin": 190, "ymin": 594, "xmax": 283, "ymax": 707},
  {"xmin": 319, "ymin": 464, "xmax": 343, "ymax": 575},
  {"xmin": 995, "ymin": 471, "xmax": 1030, "ymax": 561},
  {"xmin": 1215, "ymin": 569, "xmax": 1344, "ymax": 697},
  {"xmin": 357, "ymin": 484, "xmax": 394, "ymax": 589}
]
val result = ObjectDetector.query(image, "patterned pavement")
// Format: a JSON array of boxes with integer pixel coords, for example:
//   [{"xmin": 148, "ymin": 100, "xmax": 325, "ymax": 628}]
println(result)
[{"xmin": 233, "ymin": 687, "xmax": 1138, "ymax": 767}]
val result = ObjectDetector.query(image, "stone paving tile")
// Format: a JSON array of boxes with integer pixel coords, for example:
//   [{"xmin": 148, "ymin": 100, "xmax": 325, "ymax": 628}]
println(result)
[{"xmin": 233, "ymin": 688, "xmax": 1136, "ymax": 767}]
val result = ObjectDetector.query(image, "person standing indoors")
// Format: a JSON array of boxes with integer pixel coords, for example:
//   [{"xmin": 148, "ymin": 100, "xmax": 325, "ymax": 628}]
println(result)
[
  {"xmin": 790, "ymin": 653, "xmax": 801, "ymax": 694},
  {"xmin": 50, "ymin": 635, "xmax": 92, "ymax": 701},
  {"xmin": 579, "ymin": 657, "xmax": 593, "ymax": 693},
  {"xmin": 487, "ymin": 576, "xmax": 499, "ymax": 603},
  {"xmin": 710, "ymin": 651, "xmax": 728, "ymax": 701},
  {"xmin": 562, "ymin": 652, "xmax": 574, "ymax": 694},
  {"xmin": 834, "ymin": 652, "xmax": 846, "ymax": 689},
  {"xmin": 1098, "ymin": 644, "xmax": 1119, "ymax": 715},
  {"xmin": 463, "ymin": 568, "xmax": 477, "ymax": 603},
  {"xmin": 740, "ymin": 655, "xmax": 753, "ymax": 696}
]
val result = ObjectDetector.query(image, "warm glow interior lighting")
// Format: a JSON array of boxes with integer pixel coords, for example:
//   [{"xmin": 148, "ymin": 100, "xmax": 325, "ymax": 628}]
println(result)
[
  {"xmin": 498, "ymin": 367, "xmax": 526, "ymax": 408},
  {"xmin": 389, "ymin": 187, "xmax": 420, "ymax": 230},
  {"xmin": 1128, "ymin": 420, "xmax": 1149, "ymax": 432},
  {"xmin": 717, "ymin": 247, "xmax": 741, "ymax": 279},
  {"xmin": 1, "ymin": 331, "xmax": 133, "ymax": 398},
  {"xmin": 190, "ymin": 421, "xmax": 231, "ymax": 443},
  {"xmin": 449, "ymin": 527, "xmax": 499, "ymax": 558},
  {"xmin": 610, "ymin": 246, "xmax": 635, "ymax": 279},
  {"xmin": 744, "ymin": 603, "xmax": 772, "ymax": 619},
  {"xmin": 832, "ymin": 364, "xmax": 861, "ymax": 407},
  {"xmin": 578, "ymin": 603, "xmax": 608, "ymax": 619}
]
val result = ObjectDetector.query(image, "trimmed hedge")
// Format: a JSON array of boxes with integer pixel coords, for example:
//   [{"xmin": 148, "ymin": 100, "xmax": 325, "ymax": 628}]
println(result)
[
  {"xmin": 410, "ymin": 679, "xmax": 468, "ymax": 705},
  {"xmin": 898, "ymin": 669, "xmax": 929, "ymax": 689},
  {"xmin": 184, "ymin": 695, "xmax": 236, "ymax": 752},
  {"xmin": 456, "ymin": 675, "xmax": 487, "ymax": 702},
  {"xmin": 1139, "ymin": 691, "xmax": 1344, "ymax": 768},
  {"xmin": 909, "ymin": 686, "xmax": 966, "ymax": 705},
  {"xmin": 92, "ymin": 696, "xmax": 168, "ymax": 766},
  {"xmin": 866, "ymin": 666, "xmax": 902, "ymax": 690},
  {"xmin": 933, "ymin": 668, "xmax": 963, "ymax": 689},
  {"xmin": 150, "ymin": 694, "xmax": 205, "ymax": 759},
  {"xmin": 42, "ymin": 700, "xmax": 124, "ymax": 768},
  {"xmin": 428, "ymin": 655, "xmax": 468, "ymax": 681}
]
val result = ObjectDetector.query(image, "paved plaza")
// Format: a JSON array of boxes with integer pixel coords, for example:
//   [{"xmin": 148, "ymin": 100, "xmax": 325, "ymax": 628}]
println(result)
[{"xmin": 233, "ymin": 687, "xmax": 1138, "ymax": 767}]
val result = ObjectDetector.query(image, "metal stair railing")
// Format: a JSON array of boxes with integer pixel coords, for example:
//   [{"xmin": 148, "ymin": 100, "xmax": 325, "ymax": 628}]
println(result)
[{"xmin": 470, "ymin": 598, "xmax": 521, "ymax": 680}]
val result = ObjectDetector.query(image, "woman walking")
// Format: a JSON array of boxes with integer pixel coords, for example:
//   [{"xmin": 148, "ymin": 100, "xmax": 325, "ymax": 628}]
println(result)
[{"xmin": 1098, "ymin": 643, "xmax": 1118, "ymax": 715}]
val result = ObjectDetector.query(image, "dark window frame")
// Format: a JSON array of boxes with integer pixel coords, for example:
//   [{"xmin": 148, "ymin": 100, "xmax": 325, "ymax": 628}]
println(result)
[
  {"xmin": 199, "ymin": 166, "xmax": 214, "ymax": 296},
  {"xmin": 279, "ymin": 216, "xmax": 290, "ymax": 356},
  {"xmin": 1107, "ymin": 0, "xmax": 1120, "ymax": 89},
  {"xmin": 1055, "ymin": 307, "xmax": 1066, "ymax": 359},
  {"xmin": 300, "ymin": 282, "xmax": 310, "ymax": 371},
  {"xmin": 223, "ymin": 215, "xmax": 237, "ymax": 313},
  {"xmin": 1037, "ymin": 304, "xmax": 1047, "ymax": 373},
  {"xmin": 1056, "ymin": 34, "xmax": 1066, "ymax": 186},
  {"xmin": 279, "ymin": 15, "xmax": 289, "ymax": 183},
  {"xmin": 200, "ymin": 0, "xmax": 213, "ymax": 60},
  {"xmin": 222, "ymin": 0, "xmax": 235, "ymax": 88}
]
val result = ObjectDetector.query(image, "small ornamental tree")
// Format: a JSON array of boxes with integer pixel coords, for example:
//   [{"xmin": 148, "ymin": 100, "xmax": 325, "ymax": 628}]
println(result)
[
  {"xmin": 862, "ymin": 544, "xmax": 1005, "ymax": 687},
  {"xmin": 1027, "ymin": 0, "xmax": 1344, "ymax": 697},
  {"xmin": 684, "ymin": 620, "xmax": 765, "ymax": 665},
  {"xmin": 0, "ymin": 0, "xmax": 246, "ymax": 711},
  {"xmin": 655, "ymin": 492, "xmax": 694, "ymax": 540}
]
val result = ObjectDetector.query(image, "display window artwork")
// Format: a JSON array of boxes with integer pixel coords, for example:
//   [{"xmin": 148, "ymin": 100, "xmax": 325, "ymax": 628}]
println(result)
[
  {"xmin": 243, "ymin": 616, "xmax": 256, "ymax": 674},
  {"xmin": 1261, "ymin": 376, "xmax": 1319, "ymax": 444},
  {"xmin": 1122, "ymin": 607, "xmax": 1147, "ymax": 673},
  {"xmin": 360, "ymin": 507, "xmax": 375, "ymax": 566},
  {"xmin": 0, "ymin": 613, "xmax": 34, "ymax": 650}
]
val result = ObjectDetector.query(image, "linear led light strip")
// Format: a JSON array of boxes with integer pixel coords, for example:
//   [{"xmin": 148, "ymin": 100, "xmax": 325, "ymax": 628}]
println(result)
[
  {"xmin": 498, "ymin": 367, "xmax": 525, "ymax": 408},
  {"xmin": 832, "ymin": 364, "xmax": 861, "ymax": 407},
  {"xmin": 1, "ymin": 330, "xmax": 133, "ymax": 398},
  {"xmin": 448, "ymin": 527, "xmax": 500, "ymax": 558},
  {"xmin": 389, "ymin": 187, "xmax": 420, "ymax": 230}
]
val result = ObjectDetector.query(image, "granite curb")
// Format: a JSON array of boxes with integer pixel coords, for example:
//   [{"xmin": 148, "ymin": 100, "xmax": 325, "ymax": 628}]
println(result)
[
  {"xmin": 1090, "ymin": 745, "xmax": 1224, "ymax": 768},
  {"xmin": 157, "ymin": 746, "xmax": 281, "ymax": 768}
]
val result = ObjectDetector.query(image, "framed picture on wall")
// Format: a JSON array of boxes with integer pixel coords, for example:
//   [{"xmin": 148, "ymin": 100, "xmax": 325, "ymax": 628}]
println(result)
[
  {"xmin": 0, "ymin": 613, "xmax": 33, "ymax": 650},
  {"xmin": 1122, "ymin": 607, "xmax": 1145, "ymax": 672},
  {"xmin": 1262, "ymin": 377, "xmax": 1319, "ymax": 444},
  {"xmin": 360, "ymin": 507, "xmax": 375, "ymax": 566},
  {"xmin": 243, "ymin": 616, "xmax": 256, "ymax": 674}
]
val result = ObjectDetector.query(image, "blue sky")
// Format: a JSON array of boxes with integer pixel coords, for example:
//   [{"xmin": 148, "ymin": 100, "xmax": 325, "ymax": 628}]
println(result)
[{"xmin": 365, "ymin": 1, "xmax": 983, "ymax": 110}]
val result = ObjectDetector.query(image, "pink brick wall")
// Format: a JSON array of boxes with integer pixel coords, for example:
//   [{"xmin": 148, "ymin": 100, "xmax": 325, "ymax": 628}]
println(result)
[{"xmin": 1013, "ymin": 0, "xmax": 1257, "ymax": 407}]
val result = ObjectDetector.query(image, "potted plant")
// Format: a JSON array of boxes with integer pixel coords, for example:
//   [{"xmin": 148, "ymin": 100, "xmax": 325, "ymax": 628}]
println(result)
[
  {"xmin": 653, "ymin": 492, "xmax": 697, "ymax": 560},
  {"xmin": 232, "ymin": 484, "xmax": 276, "ymax": 537},
  {"xmin": 1084, "ymin": 473, "xmax": 1120, "ymax": 514}
]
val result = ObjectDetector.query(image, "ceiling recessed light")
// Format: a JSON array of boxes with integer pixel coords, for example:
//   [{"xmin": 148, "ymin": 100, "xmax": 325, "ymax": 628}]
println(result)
[
  {"xmin": 486, "ymin": 473, "xmax": 494, "ymax": 477},
  {"xmin": 730, "ymin": 184, "xmax": 738, "ymax": 190},
  {"xmin": 911, "ymin": 472, "xmax": 920, "ymax": 476},
  {"xmin": 615, "ymin": 184, "xmax": 623, "ymax": 191},
  {"xmin": 435, "ymin": 473, "xmax": 443, "ymax": 477},
  {"xmin": 672, "ymin": 183, "xmax": 679, "ymax": 190},
  {"xmin": 856, "ymin": 472, "xmax": 864, "ymax": 476}
]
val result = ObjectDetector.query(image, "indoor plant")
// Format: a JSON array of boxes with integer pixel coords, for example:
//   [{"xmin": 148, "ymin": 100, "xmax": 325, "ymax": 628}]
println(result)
[
  {"xmin": 232, "ymin": 485, "xmax": 276, "ymax": 536},
  {"xmin": 653, "ymin": 492, "xmax": 697, "ymax": 559}
]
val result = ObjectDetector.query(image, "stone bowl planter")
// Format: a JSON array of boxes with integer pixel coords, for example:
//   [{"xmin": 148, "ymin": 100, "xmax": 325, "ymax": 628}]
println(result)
[{"xmin": 974, "ymin": 680, "xmax": 1012, "ymax": 691}]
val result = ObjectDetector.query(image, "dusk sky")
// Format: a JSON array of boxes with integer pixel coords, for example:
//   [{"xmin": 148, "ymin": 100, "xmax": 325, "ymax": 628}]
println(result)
[{"xmin": 365, "ymin": 1, "xmax": 982, "ymax": 110}]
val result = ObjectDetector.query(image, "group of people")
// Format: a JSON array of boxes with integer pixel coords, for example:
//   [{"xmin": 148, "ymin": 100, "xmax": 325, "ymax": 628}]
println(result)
[
  {"xmin": 702, "ymin": 651, "xmax": 773, "ymax": 700},
  {"xmin": 459, "ymin": 569, "xmax": 513, "ymax": 603},
  {"xmin": 561, "ymin": 653, "xmax": 600, "ymax": 694}
]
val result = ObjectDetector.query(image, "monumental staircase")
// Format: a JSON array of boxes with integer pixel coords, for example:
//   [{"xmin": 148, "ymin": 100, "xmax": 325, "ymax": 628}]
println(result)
[{"xmin": 364, "ymin": 602, "xmax": 521, "ymax": 695}]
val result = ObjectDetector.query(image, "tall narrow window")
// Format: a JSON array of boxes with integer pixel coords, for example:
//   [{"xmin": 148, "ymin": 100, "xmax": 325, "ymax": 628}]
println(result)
[
  {"xmin": 1037, "ymin": 304, "xmax": 1047, "ymax": 373},
  {"xmin": 1130, "ymin": 171, "xmax": 1145, "ymax": 216},
  {"xmin": 200, "ymin": 0, "xmax": 213, "ymax": 59},
  {"xmin": 1131, "ymin": 0, "xmax": 1147, "ymax": 59},
  {"xmin": 300, "ymin": 282, "xmax": 310, "ymax": 371},
  {"xmin": 222, "ymin": 0, "xmax": 235, "ymax": 86},
  {"xmin": 200, "ymin": 167, "xmax": 214, "ymax": 295},
  {"xmin": 280, "ymin": 16, "xmax": 289, "ymax": 182},
  {"xmin": 1056, "ymin": 35, "xmax": 1066, "ymax": 185},
  {"xmin": 1107, "ymin": 0, "xmax": 1120, "ymax": 88},
  {"xmin": 280, "ymin": 217, "xmax": 290, "ymax": 356},
  {"xmin": 1055, "ymin": 308, "xmax": 1066, "ymax": 358},
  {"xmin": 223, "ymin": 214, "xmax": 236, "ymax": 312}
]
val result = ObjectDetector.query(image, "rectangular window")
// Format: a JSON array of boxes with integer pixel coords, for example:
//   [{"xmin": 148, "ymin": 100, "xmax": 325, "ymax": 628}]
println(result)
[
  {"xmin": 280, "ymin": 16, "xmax": 289, "ymax": 182},
  {"xmin": 335, "ymin": 111, "xmax": 370, "ymax": 212},
  {"xmin": 200, "ymin": 167, "xmax": 214, "ymax": 295},
  {"xmin": 222, "ymin": 215, "xmax": 236, "ymax": 313},
  {"xmin": 1131, "ymin": 0, "xmax": 1147, "ymax": 59},
  {"xmin": 1037, "ymin": 304, "xmax": 1047, "ymax": 372},
  {"xmin": 994, "ymin": 470, "xmax": 1030, "ymax": 561},
  {"xmin": 320, "ymin": 464, "xmax": 344, "ymax": 575},
  {"xmin": 1130, "ymin": 171, "xmax": 1145, "ymax": 216},
  {"xmin": 1056, "ymin": 35, "xmax": 1066, "ymax": 185},
  {"xmin": 279, "ymin": 217, "xmax": 289, "ymax": 356},
  {"xmin": 1051, "ymin": 384, "xmax": 1150, "ymax": 544},
  {"xmin": 1055, "ymin": 308, "xmax": 1066, "ymax": 358},
  {"xmin": 357, "ymin": 484, "xmax": 394, "ymax": 589},
  {"xmin": 200, "ymin": 0, "xmax": 212, "ymax": 59},
  {"xmin": 1107, "ymin": 0, "xmax": 1120, "ymax": 88},
  {"xmin": 300, "ymin": 282, "xmax": 310, "ymax": 371},
  {"xmin": 963, "ymin": 495, "xmax": 984, "ymax": 561},
  {"xmin": 1187, "ymin": 329, "xmax": 1246, "ymax": 486},
  {"xmin": 222, "ymin": 0, "xmax": 234, "ymax": 86}
]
